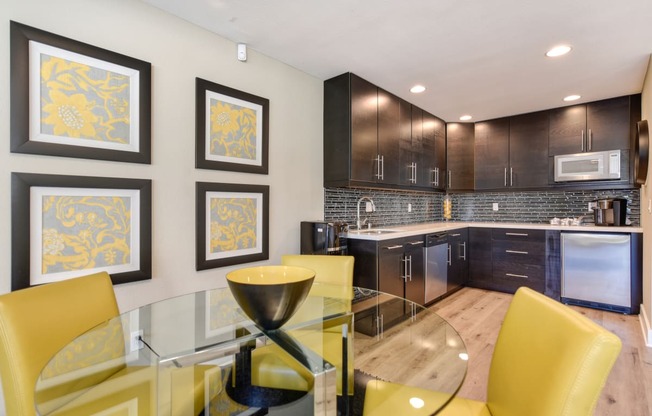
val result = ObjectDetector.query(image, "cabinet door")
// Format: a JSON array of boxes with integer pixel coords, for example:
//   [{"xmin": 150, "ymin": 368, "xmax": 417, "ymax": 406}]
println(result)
[
  {"xmin": 446, "ymin": 123, "xmax": 474, "ymax": 191},
  {"xmin": 448, "ymin": 229, "xmax": 468, "ymax": 291},
  {"xmin": 419, "ymin": 111, "xmax": 437, "ymax": 188},
  {"xmin": 549, "ymin": 104, "xmax": 586, "ymax": 155},
  {"xmin": 350, "ymin": 74, "xmax": 378, "ymax": 182},
  {"xmin": 377, "ymin": 88, "xmax": 401, "ymax": 184},
  {"xmin": 434, "ymin": 116, "xmax": 447, "ymax": 190},
  {"xmin": 586, "ymin": 96, "xmax": 631, "ymax": 152},
  {"xmin": 509, "ymin": 111, "xmax": 549, "ymax": 188},
  {"xmin": 398, "ymin": 99, "xmax": 414, "ymax": 185},
  {"xmin": 378, "ymin": 242, "xmax": 405, "ymax": 298},
  {"xmin": 475, "ymin": 118, "xmax": 510, "ymax": 190},
  {"xmin": 468, "ymin": 228, "xmax": 493, "ymax": 288},
  {"xmin": 404, "ymin": 240, "xmax": 425, "ymax": 304}
]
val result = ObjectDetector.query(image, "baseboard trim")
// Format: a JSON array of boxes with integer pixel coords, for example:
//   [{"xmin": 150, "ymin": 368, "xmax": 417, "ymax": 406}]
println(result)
[{"xmin": 639, "ymin": 304, "xmax": 652, "ymax": 347}]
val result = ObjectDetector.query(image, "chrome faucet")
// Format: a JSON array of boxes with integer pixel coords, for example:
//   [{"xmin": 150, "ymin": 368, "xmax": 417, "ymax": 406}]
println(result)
[{"xmin": 356, "ymin": 196, "xmax": 376, "ymax": 230}]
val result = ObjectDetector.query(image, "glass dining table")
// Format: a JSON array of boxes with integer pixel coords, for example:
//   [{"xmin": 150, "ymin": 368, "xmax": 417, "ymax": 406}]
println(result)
[{"xmin": 34, "ymin": 283, "xmax": 467, "ymax": 416}]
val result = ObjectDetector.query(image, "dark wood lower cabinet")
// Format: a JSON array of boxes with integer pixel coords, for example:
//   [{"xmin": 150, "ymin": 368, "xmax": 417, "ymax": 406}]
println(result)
[{"xmin": 468, "ymin": 227, "xmax": 560, "ymax": 295}]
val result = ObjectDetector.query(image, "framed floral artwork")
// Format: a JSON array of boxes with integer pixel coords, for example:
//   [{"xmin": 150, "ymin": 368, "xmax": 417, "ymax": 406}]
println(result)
[
  {"xmin": 195, "ymin": 78, "xmax": 269, "ymax": 174},
  {"xmin": 10, "ymin": 21, "xmax": 151, "ymax": 164},
  {"xmin": 196, "ymin": 182, "xmax": 269, "ymax": 270},
  {"xmin": 11, "ymin": 173, "xmax": 152, "ymax": 290}
]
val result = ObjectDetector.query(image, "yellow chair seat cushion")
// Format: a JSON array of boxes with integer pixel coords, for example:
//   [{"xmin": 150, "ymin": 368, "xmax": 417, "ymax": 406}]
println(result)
[{"xmin": 363, "ymin": 380, "xmax": 491, "ymax": 416}]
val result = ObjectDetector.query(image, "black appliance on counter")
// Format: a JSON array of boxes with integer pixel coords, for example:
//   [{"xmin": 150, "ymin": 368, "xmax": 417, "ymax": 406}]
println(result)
[
  {"xmin": 593, "ymin": 198, "xmax": 627, "ymax": 226},
  {"xmin": 300, "ymin": 221, "xmax": 348, "ymax": 255}
]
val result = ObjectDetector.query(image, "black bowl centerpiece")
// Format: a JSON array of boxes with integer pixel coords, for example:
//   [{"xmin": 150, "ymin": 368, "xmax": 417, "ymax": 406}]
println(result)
[{"xmin": 226, "ymin": 265, "xmax": 315, "ymax": 331}]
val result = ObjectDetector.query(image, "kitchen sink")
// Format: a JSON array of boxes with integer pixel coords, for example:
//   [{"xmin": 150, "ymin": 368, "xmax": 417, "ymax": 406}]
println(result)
[{"xmin": 349, "ymin": 229, "xmax": 403, "ymax": 235}]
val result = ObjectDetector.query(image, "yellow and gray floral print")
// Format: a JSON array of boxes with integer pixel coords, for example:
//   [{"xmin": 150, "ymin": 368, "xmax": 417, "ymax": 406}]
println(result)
[
  {"xmin": 40, "ymin": 54, "xmax": 131, "ymax": 143},
  {"xmin": 209, "ymin": 99, "xmax": 257, "ymax": 160},
  {"xmin": 209, "ymin": 197, "xmax": 257, "ymax": 254},
  {"xmin": 42, "ymin": 195, "xmax": 131, "ymax": 274}
]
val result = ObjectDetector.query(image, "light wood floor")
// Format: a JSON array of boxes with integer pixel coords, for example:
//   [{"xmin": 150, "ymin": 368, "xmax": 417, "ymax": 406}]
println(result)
[{"xmin": 429, "ymin": 287, "xmax": 652, "ymax": 416}]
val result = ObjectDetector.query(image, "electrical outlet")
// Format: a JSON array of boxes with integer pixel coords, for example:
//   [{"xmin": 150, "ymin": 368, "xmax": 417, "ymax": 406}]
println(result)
[
  {"xmin": 130, "ymin": 330, "xmax": 143, "ymax": 352},
  {"xmin": 492, "ymin": 203, "xmax": 499, "ymax": 211},
  {"xmin": 408, "ymin": 203, "xmax": 412, "ymax": 213},
  {"xmin": 365, "ymin": 202, "xmax": 373, "ymax": 212},
  {"xmin": 588, "ymin": 201, "xmax": 598, "ymax": 211}
]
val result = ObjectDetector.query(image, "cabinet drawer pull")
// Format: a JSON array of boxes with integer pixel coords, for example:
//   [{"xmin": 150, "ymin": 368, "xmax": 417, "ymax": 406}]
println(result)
[
  {"xmin": 461, "ymin": 241, "xmax": 467, "ymax": 261},
  {"xmin": 450, "ymin": 233, "xmax": 461, "ymax": 237},
  {"xmin": 506, "ymin": 273, "xmax": 528, "ymax": 279},
  {"xmin": 505, "ymin": 249, "xmax": 528, "ymax": 255},
  {"xmin": 408, "ymin": 241, "xmax": 423, "ymax": 246},
  {"xmin": 505, "ymin": 232, "xmax": 528, "ymax": 237},
  {"xmin": 384, "ymin": 245, "xmax": 403, "ymax": 250}
]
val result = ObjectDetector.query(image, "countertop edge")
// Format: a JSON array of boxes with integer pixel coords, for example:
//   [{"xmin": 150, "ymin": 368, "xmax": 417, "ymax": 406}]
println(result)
[{"xmin": 345, "ymin": 221, "xmax": 643, "ymax": 241}]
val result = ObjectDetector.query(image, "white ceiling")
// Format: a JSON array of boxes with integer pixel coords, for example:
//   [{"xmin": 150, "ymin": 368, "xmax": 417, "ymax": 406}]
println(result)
[{"xmin": 142, "ymin": 0, "xmax": 652, "ymax": 122}]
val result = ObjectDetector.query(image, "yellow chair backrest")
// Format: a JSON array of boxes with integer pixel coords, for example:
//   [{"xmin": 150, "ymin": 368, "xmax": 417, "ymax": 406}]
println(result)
[
  {"xmin": 0, "ymin": 272, "xmax": 119, "ymax": 416},
  {"xmin": 281, "ymin": 255, "xmax": 354, "ymax": 300},
  {"xmin": 486, "ymin": 287, "xmax": 622, "ymax": 416}
]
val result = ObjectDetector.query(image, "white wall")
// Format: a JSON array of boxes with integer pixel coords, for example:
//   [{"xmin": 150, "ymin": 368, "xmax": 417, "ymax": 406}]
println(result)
[
  {"xmin": 0, "ymin": 0, "xmax": 325, "ymax": 311},
  {"xmin": 639, "ymin": 55, "xmax": 652, "ymax": 344}
]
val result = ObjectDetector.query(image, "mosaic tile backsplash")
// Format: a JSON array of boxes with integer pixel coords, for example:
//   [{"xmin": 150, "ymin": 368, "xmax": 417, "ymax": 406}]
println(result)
[{"xmin": 324, "ymin": 188, "xmax": 640, "ymax": 227}]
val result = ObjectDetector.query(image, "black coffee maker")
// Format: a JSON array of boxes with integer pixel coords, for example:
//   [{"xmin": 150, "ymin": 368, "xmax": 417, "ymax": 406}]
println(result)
[
  {"xmin": 300, "ymin": 221, "xmax": 348, "ymax": 254},
  {"xmin": 593, "ymin": 198, "xmax": 627, "ymax": 226}
]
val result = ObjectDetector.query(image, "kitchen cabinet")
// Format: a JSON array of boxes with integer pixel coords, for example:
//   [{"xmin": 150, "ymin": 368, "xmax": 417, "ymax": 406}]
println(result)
[
  {"xmin": 475, "ymin": 113, "xmax": 549, "ymax": 190},
  {"xmin": 399, "ymin": 105, "xmax": 443, "ymax": 189},
  {"xmin": 420, "ymin": 111, "xmax": 446, "ymax": 190},
  {"xmin": 549, "ymin": 95, "xmax": 639, "ymax": 155},
  {"xmin": 447, "ymin": 229, "xmax": 468, "ymax": 291},
  {"xmin": 399, "ymin": 103, "xmax": 419, "ymax": 186},
  {"xmin": 468, "ymin": 227, "xmax": 546, "ymax": 294},
  {"xmin": 446, "ymin": 123, "xmax": 474, "ymax": 191},
  {"xmin": 509, "ymin": 111, "xmax": 549, "ymax": 188},
  {"xmin": 474, "ymin": 118, "xmax": 510, "ymax": 189},
  {"xmin": 348, "ymin": 235, "xmax": 425, "ymax": 304},
  {"xmin": 324, "ymin": 73, "xmax": 401, "ymax": 187}
]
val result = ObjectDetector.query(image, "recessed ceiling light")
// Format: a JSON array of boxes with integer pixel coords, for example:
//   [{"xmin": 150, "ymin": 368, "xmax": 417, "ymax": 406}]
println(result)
[
  {"xmin": 546, "ymin": 45, "xmax": 572, "ymax": 57},
  {"xmin": 459, "ymin": 115, "xmax": 472, "ymax": 121},
  {"xmin": 410, "ymin": 85, "xmax": 426, "ymax": 93},
  {"xmin": 563, "ymin": 95, "xmax": 581, "ymax": 102}
]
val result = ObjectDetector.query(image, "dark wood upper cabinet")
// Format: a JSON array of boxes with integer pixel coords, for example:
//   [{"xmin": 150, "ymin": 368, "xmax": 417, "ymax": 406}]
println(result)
[
  {"xmin": 349, "ymin": 74, "xmax": 379, "ymax": 182},
  {"xmin": 398, "ymin": 99, "xmax": 414, "ymax": 186},
  {"xmin": 446, "ymin": 123, "xmax": 474, "ymax": 191},
  {"xmin": 474, "ymin": 118, "xmax": 510, "ymax": 190},
  {"xmin": 377, "ymin": 88, "xmax": 401, "ymax": 184},
  {"xmin": 509, "ymin": 111, "xmax": 549, "ymax": 188},
  {"xmin": 549, "ymin": 95, "xmax": 635, "ymax": 155},
  {"xmin": 433, "ymin": 115, "xmax": 447, "ymax": 190}
]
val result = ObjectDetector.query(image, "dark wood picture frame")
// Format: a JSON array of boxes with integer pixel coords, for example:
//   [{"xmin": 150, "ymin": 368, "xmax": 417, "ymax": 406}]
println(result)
[
  {"xmin": 195, "ymin": 77, "xmax": 269, "ymax": 174},
  {"xmin": 11, "ymin": 173, "xmax": 152, "ymax": 290},
  {"xmin": 10, "ymin": 21, "xmax": 152, "ymax": 164},
  {"xmin": 196, "ymin": 182, "xmax": 269, "ymax": 270}
]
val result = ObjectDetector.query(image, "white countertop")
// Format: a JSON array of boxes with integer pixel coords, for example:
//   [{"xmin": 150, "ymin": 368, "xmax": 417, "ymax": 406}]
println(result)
[{"xmin": 345, "ymin": 221, "xmax": 643, "ymax": 241}]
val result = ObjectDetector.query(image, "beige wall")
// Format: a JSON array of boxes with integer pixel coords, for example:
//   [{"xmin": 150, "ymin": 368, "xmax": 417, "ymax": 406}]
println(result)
[
  {"xmin": 640, "ymin": 55, "xmax": 652, "ymax": 343},
  {"xmin": 0, "ymin": 0, "xmax": 325, "ymax": 312}
]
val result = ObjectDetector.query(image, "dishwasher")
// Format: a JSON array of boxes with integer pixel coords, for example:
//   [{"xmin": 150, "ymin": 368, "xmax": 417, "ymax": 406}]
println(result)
[
  {"xmin": 561, "ymin": 232, "xmax": 634, "ymax": 314},
  {"xmin": 425, "ymin": 232, "xmax": 448, "ymax": 304}
]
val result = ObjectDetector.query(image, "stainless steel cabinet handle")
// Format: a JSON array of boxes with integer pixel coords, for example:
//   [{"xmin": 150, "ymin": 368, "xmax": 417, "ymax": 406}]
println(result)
[
  {"xmin": 412, "ymin": 163, "xmax": 417, "ymax": 184},
  {"xmin": 435, "ymin": 167, "xmax": 439, "ymax": 187},
  {"xmin": 407, "ymin": 255, "xmax": 412, "ymax": 281},
  {"xmin": 506, "ymin": 249, "xmax": 528, "ymax": 255},
  {"xmin": 505, "ymin": 232, "xmax": 528, "ymax": 237},
  {"xmin": 401, "ymin": 257, "xmax": 408, "ymax": 281},
  {"xmin": 461, "ymin": 241, "xmax": 467, "ymax": 260},
  {"xmin": 384, "ymin": 245, "xmax": 404, "ymax": 250},
  {"xmin": 408, "ymin": 241, "xmax": 423, "ymax": 246},
  {"xmin": 581, "ymin": 130, "xmax": 585, "ymax": 151},
  {"xmin": 506, "ymin": 273, "xmax": 528, "ymax": 279},
  {"xmin": 450, "ymin": 233, "xmax": 461, "ymax": 237},
  {"xmin": 380, "ymin": 155, "xmax": 385, "ymax": 180},
  {"xmin": 510, "ymin": 167, "xmax": 513, "ymax": 187},
  {"xmin": 504, "ymin": 167, "xmax": 507, "ymax": 187},
  {"xmin": 375, "ymin": 155, "xmax": 382, "ymax": 180},
  {"xmin": 588, "ymin": 129, "xmax": 592, "ymax": 151},
  {"xmin": 447, "ymin": 244, "xmax": 452, "ymax": 266}
]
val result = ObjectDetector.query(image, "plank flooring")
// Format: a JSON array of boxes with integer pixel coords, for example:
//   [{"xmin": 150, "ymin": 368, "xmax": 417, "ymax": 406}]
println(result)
[{"xmin": 429, "ymin": 287, "xmax": 652, "ymax": 415}]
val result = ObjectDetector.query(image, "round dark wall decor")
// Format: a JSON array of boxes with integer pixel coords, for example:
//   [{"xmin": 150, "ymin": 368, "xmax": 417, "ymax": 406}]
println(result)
[{"xmin": 635, "ymin": 120, "xmax": 649, "ymax": 185}]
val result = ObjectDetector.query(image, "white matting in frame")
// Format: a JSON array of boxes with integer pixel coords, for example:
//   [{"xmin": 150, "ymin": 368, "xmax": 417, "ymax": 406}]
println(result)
[
  {"xmin": 204, "ymin": 190, "xmax": 264, "ymax": 261},
  {"xmin": 29, "ymin": 41, "xmax": 141, "ymax": 152},
  {"xmin": 30, "ymin": 186, "xmax": 141, "ymax": 285}
]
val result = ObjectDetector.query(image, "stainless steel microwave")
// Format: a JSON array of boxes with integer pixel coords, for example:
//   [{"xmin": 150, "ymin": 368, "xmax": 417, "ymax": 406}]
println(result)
[{"xmin": 554, "ymin": 150, "xmax": 621, "ymax": 182}]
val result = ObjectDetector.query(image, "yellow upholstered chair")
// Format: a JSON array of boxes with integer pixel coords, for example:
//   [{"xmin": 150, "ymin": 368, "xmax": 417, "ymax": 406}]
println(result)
[
  {"xmin": 0, "ymin": 272, "xmax": 120, "ymax": 415},
  {"xmin": 0, "ymin": 272, "xmax": 213, "ymax": 416},
  {"xmin": 251, "ymin": 255, "xmax": 355, "ymax": 396},
  {"xmin": 363, "ymin": 286, "xmax": 622, "ymax": 416}
]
